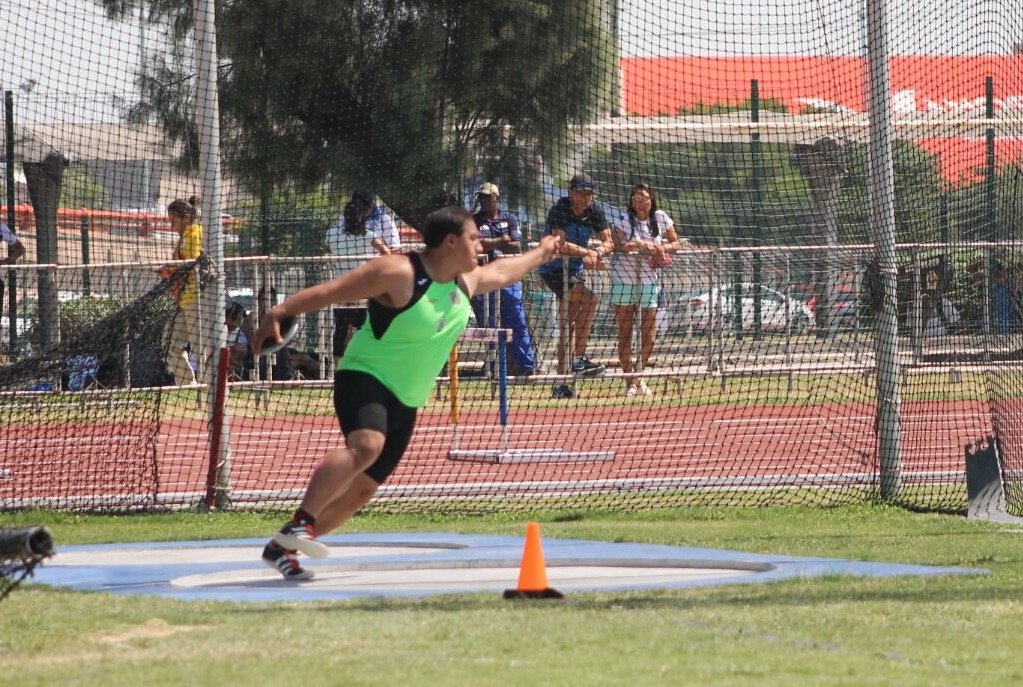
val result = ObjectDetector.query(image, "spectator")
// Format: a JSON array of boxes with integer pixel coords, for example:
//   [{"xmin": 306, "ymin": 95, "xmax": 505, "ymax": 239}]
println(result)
[
  {"xmin": 367, "ymin": 195, "xmax": 402, "ymax": 252},
  {"xmin": 256, "ymin": 286, "xmax": 293, "ymax": 379},
  {"xmin": 0, "ymin": 221, "xmax": 26, "ymax": 308},
  {"xmin": 326, "ymin": 190, "xmax": 392, "ymax": 365},
  {"xmin": 162, "ymin": 196, "xmax": 202, "ymax": 385},
  {"xmin": 993, "ymin": 263, "xmax": 1022, "ymax": 335},
  {"xmin": 923, "ymin": 295, "xmax": 961, "ymax": 336},
  {"xmin": 609, "ymin": 183, "xmax": 684, "ymax": 397},
  {"xmin": 254, "ymin": 286, "xmax": 323, "ymax": 380},
  {"xmin": 922, "ymin": 268, "xmax": 961, "ymax": 336},
  {"xmin": 537, "ymin": 172, "xmax": 612, "ymax": 398},
  {"xmin": 225, "ymin": 301, "xmax": 252, "ymax": 380},
  {"xmin": 471, "ymin": 182, "xmax": 536, "ymax": 376}
]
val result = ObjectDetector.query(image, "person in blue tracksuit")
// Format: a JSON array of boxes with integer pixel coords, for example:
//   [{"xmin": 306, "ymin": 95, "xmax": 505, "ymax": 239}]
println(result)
[{"xmin": 471, "ymin": 182, "xmax": 536, "ymax": 375}]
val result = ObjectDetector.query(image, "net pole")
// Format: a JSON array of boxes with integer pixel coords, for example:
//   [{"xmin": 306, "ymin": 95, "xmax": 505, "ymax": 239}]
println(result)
[
  {"xmin": 194, "ymin": 0, "xmax": 231, "ymax": 463},
  {"xmin": 498, "ymin": 329, "xmax": 509, "ymax": 453},
  {"xmin": 866, "ymin": 0, "xmax": 903, "ymax": 497},
  {"xmin": 205, "ymin": 346, "xmax": 231, "ymax": 509},
  {"xmin": 4, "ymin": 92, "xmax": 15, "ymax": 358},
  {"xmin": 492, "ymin": 288, "xmax": 501, "ymax": 385},
  {"xmin": 558, "ymin": 259, "xmax": 570, "ymax": 375},
  {"xmin": 449, "ymin": 344, "xmax": 460, "ymax": 451},
  {"xmin": 985, "ymin": 77, "xmax": 997, "ymax": 335}
]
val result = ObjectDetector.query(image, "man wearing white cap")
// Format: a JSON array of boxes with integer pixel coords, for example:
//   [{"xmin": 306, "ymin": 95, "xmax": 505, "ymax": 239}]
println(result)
[{"xmin": 472, "ymin": 182, "xmax": 535, "ymax": 375}]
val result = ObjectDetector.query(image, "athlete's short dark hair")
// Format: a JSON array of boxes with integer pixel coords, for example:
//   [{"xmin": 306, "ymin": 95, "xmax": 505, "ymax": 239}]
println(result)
[{"xmin": 421, "ymin": 206, "xmax": 472, "ymax": 248}]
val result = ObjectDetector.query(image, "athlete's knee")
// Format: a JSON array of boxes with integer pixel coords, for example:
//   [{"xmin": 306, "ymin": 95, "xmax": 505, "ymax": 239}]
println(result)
[{"xmin": 345, "ymin": 430, "xmax": 386, "ymax": 471}]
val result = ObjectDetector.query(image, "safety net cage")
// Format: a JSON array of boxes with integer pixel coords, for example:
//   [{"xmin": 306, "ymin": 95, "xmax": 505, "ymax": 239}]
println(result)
[{"xmin": 1, "ymin": 0, "xmax": 1022, "ymax": 515}]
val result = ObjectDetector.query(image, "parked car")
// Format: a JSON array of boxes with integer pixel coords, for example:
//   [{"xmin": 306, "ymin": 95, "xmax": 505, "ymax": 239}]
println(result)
[
  {"xmin": 0, "ymin": 315, "xmax": 32, "ymax": 355},
  {"xmin": 791, "ymin": 283, "xmax": 860, "ymax": 331},
  {"xmin": 662, "ymin": 283, "xmax": 814, "ymax": 335}
]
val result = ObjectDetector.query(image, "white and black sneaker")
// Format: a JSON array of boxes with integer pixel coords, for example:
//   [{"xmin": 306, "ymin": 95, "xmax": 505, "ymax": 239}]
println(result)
[
  {"xmin": 571, "ymin": 356, "xmax": 606, "ymax": 377},
  {"xmin": 272, "ymin": 519, "xmax": 330, "ymax": 558},
  {"xmin": 262, "ymin": 542, "xmax": 315, "ymax": 580},
  {"xmin": 552, "ymin": 383, "xmax": 575, "ymax": 399}
]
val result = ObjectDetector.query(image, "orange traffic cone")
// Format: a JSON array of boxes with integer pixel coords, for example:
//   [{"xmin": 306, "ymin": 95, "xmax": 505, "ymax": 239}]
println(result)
[{"xmin": 503, "ymin": 521, "xmax": 564, "ymax": 600}]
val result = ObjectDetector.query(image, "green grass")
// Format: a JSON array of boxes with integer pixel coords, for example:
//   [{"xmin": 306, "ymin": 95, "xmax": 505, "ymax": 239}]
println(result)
[
  {"xmin": 1, "ymin": 505, "xmax": 1022, "ymax": 686},
  {"xmin": 0, "ymin": 367, "xmax": 1004, "ymax": 426}
]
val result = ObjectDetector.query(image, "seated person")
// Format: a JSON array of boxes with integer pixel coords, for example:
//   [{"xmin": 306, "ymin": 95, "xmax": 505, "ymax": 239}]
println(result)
[
  {"xmin": 226, "ymin": 301, "xmax": 254, "ymax": 379},
  {"xmin": 254, "ymin": 286, "xmax": 323, "ymax": 380},
  {"xmin": 923, "ymin": 295, "xmax": 961, "ymax": 336},
  {"xmin": 921, "ymin": 268, "xmax": 961, "ymax": 337}
]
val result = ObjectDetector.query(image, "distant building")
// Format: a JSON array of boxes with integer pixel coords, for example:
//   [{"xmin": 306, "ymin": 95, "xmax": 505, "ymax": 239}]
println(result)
[
  {"xmin": 1, "ymin": 123, "xmax": 205, "ymax": 211},
  {"xmin": 619, "ymin": 55, "xmax": 1023, "ymax": 183}
]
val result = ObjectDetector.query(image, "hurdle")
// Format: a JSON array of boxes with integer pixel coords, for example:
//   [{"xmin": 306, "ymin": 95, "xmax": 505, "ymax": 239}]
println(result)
[{"xmin": 446, "ymin": 327, "xmax": 616, "ymax": 464}]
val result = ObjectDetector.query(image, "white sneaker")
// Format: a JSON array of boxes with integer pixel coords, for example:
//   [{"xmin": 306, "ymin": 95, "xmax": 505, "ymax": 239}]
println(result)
[
  {"xmin": 625, "ymin": 384, "xmax": 638, "ymax": 397},
  {"xmin": 637, "ymin": 380, "xmax": 652, "ymax": 396}
]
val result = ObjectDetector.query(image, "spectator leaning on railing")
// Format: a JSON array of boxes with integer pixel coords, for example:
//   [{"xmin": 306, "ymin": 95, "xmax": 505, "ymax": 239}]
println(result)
[
  {"xmin": 609, "ymin": 182, "xmax": 686, "ymax": 397},
  {"xmin": 537, "ymin": 172, "xmax": 613, "ymax": 399}
]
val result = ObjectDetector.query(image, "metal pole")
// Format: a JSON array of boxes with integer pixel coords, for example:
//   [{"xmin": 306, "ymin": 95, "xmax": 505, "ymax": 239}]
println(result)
[
  {"xmin": 866, "ymin": 0, "xmax": 902, "ymax": 498},
  {"xmin": 5, "ymin": 91, "xmax": 17, "ymax": 356},
  {"xmin": 498, "ymin": 330, "xmax": 509, "ymax": 453},
  {"xmin": 80, "ymin": 215, "xmax": 91, "ymax": 295},
  {"xmin": 194, "ymin": 0, "xmax": 230, "ymax": 508},
  {"xmin": 985, "ymin": 76, "xmax": 997, "ymax": 335},
  {"xmin": 751, "ymin": 79, "xmax": 764, "ymax": 340},
  {"xmin": 559, "ymin": 258, "xmax": 570, "ymax": 375},
  {"xmin": 910, "ymin": 249, "xmax": 922, "ymax": 363}
]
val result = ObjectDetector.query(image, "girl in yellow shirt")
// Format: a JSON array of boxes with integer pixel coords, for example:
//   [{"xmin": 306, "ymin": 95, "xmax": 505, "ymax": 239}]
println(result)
[{"xmin": 165, "ymin": 197, "xmax": 203, "ymax": 385}]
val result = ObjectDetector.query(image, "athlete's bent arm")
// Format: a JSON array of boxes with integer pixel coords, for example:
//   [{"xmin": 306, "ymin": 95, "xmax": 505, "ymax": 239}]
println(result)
[{"xmin": 251, "ymin": 255, "xmax": 412, "ymax": 355}]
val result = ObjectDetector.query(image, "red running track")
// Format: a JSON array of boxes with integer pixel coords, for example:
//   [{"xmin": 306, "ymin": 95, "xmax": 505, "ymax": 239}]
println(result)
[{"xmin": 160, "ymin": 399, "xmax": 990, "ymax": 505}]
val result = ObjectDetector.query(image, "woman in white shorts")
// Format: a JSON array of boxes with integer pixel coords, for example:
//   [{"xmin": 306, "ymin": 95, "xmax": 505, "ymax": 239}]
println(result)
[{"xmin": 609, "ymin": 183, "xmax": 685, "ymax": 396}]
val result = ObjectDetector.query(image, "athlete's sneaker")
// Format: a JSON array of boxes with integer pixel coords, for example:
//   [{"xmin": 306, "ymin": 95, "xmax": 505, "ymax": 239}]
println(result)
[
  {"xmin": 552, "ymin": 383, "xmax": 575, "ymax": 399},
  {"xmin": 262, "ymin": 542, "xmax": 315, "ymax": 580},
  {"xmin": 272, "ymin": 519, "xmax": 330, "ymax": 558},
  {"xmin": 626, "ymin": 383, "xmax": 638, "ymax": 397},
  {"xmin": 571, "ymin": 356, "xmax": 606, "ymax": 376},
  {"xmin": 636, "ymin": 379, "xmax": 652, "ymax": 397}
]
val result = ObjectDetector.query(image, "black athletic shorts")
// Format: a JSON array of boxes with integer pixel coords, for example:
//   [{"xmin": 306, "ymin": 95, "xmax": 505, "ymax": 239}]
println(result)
[
  {"xmin": 333, "ymin": 307, "xmax": 367, "ymax": 357},
  {"xmin": 540, "ymin": 270, "xmax": 586, "ymax": 299},
  {"xmin": 333, "ymin": 369, "xmax": 417, "ymax": 484}
]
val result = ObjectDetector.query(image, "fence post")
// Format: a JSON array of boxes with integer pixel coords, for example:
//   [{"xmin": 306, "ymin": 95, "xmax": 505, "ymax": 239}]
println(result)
[
  {"xmin": 80, "ymin": 215, "xmax": 91, "ymax": 295},
  {"xmin": 204, "ymin": 346, "xmax": 232, "ymax": 510},
  {"xmin": 866, "ymin": 0, "xmax": 903, "ymax": 499}
]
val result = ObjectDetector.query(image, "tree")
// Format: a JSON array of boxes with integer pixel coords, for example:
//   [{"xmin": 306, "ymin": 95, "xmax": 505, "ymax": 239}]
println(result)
[{"xmin": 98, "ymin": 0, "xmax": 613, "ymax": 237}]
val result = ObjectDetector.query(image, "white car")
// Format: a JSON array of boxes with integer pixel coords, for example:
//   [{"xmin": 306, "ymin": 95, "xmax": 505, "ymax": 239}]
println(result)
[{"xmin": 665, "ymin": 283, "xmax": 814, "ymax": 334}]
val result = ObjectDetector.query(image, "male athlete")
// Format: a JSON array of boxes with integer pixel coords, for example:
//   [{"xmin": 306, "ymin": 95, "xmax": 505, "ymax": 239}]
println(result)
[{"xmin": 252, "ymin": 206, "xmax": 559, "ymax": 578}]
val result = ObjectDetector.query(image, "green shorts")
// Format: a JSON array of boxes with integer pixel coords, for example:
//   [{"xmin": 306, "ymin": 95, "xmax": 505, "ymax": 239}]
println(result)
[{"xmin": 609, "ymin": 282, "xmax": 661, "ymax": 308}]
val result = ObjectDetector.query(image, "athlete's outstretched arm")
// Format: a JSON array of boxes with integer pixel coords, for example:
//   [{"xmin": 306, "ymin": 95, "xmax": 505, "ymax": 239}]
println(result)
[{"xmin": 466, "ymin": 234, "xmax": 560, "ymax": 297}]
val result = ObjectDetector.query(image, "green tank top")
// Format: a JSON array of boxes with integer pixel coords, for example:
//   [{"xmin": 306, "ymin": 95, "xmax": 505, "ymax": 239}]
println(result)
[{"xmin": 338, "ymin": 253, "xmax": 470, "ymax": 407}]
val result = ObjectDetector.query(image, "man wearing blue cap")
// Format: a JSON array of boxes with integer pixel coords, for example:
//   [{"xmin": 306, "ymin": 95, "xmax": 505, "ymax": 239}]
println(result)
[{"xmin": 538, "ymin": 172, "xmax": 612, "ymax": 398}]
